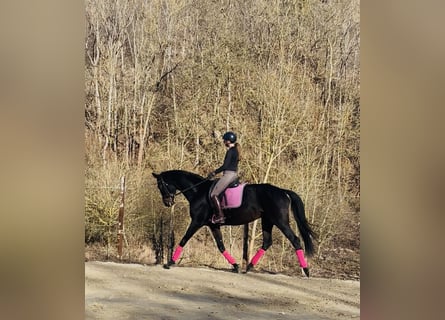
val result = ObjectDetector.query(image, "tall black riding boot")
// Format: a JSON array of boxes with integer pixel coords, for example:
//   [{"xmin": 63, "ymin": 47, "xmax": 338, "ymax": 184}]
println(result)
[{"xmin": 211, "ymin": 195, "xmax": 225, "ymax": 224}]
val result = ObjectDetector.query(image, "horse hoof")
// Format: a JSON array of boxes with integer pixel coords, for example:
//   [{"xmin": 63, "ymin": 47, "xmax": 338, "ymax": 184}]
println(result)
[
  {"xmin": 245, "ymin": 263, "xmax": 254, "ymax": 273},
  {"xmin": 303, "ymin": 267, "xmax": 310, "ymax": 277},
  {"xmin": 232, "ymin": 264, "xmax": 239, "ymax": 273},
  {"xmin": 163, "ymin": 261, "xmax": 175, "ymax": 269}
]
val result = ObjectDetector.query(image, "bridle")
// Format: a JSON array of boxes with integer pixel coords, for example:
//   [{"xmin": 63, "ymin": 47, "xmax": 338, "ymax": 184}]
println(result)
[
  {"xmin": 157, "ymin": 177, "xmax": 175, "ymax": 206},
  {"xmin": 158, "ymin": 176, "xmax": 209, "ymax": 206}
]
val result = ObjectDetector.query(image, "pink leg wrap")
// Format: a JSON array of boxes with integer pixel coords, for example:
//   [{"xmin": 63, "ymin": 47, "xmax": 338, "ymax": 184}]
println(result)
[
  {"xmin": 296, "ymin": 249, "xmax": 308, "ymax": 268},
  {"xmin": 250, "ymin": 248, "xmax": 266, "ymax": 266},
  {"xmin": 222, "ymin": 250, "xmax": 236, "ymax": 264},
  {"xmin": 172, "ymin": 246, "xmax": 183, "ymax": 262}
]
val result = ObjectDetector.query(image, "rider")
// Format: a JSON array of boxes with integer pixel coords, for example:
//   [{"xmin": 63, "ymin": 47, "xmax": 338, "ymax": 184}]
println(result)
[{"xmin": 207, "ymin": 131, "xmax": 240, "ymax": 224}]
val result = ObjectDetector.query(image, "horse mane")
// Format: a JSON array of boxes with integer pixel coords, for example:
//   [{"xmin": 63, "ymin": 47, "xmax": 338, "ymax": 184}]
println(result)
[{"xmin": 162, "ymin": 170, "xmax": 205, "ymax": 182}]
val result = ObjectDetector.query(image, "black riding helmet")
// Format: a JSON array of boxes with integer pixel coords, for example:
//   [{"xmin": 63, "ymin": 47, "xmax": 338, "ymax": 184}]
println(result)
[{"xmin": 222, "ymin": 131, "xmax": 237, "ymax": 143}]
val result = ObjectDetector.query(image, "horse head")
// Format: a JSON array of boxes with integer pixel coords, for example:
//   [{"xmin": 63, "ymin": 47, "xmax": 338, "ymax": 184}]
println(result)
[{"xmin": 152, "ymin": 172, "xmax": 176, "ymax": 207}]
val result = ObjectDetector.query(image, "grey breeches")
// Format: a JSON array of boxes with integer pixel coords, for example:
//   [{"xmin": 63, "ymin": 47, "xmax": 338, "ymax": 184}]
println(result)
[{"xmin": 210, "ymin": 171, "xmax": 238, "ymax": 197}]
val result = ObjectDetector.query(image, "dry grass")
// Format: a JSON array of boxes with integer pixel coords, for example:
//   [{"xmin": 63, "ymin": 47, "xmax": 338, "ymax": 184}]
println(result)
[{"xmin": 85, "ymin": 213, "xmax": 360, "ymax": 280}]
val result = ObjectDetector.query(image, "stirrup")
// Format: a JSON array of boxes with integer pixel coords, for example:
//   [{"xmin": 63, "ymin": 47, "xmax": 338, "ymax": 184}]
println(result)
[{"xmin": 211, "ymin": 214, "xmax": 225, "ymax": 224}]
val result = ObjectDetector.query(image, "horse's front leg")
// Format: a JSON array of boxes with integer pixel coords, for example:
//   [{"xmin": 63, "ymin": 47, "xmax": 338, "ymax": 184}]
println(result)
[
  {"xmin": 209, "ymin": 225, "xmax": 239, "ymax": 273},
  {"xmin": 164, "ymin": 221, "xmax": 201, "ymax": 269}
]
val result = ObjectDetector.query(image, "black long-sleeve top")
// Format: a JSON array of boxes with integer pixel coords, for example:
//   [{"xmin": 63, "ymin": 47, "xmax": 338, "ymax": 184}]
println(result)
[{"xmin": 214, "ymin": 146, "xmax": 239, "ymax": 174}]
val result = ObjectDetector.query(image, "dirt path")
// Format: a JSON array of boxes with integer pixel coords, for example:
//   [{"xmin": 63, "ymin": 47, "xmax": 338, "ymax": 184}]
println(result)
[{"xmin": 85, "ymin": 261, "xmax": 360, "ymax": 319}]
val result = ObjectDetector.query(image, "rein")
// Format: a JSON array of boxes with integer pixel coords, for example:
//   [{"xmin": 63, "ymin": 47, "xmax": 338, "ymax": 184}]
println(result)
[
  {"xmin": 173, "ymin": 178, "xmax": 210, "ymax": 196},
  {"xmin": 161, "ymin": 177, "xmax": 210, "ymax": 197}
]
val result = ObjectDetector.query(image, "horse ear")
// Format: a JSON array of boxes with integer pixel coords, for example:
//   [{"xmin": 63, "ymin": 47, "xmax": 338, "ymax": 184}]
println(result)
[{"xmin": 152, "ymin": 172, "xmax": 159, "ymax": 178}]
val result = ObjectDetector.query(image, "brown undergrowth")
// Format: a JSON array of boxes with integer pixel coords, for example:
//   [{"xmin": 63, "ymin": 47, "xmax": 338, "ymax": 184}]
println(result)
[{"xmin": 85, "ymin": 225, "xmax": 360, "ymax": 281}]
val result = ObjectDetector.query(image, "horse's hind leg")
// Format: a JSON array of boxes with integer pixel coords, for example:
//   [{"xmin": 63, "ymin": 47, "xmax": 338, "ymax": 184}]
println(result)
[
  {"xmin": 246, "ymin": 219, "xmax": 273, "ymax": 273},
  {"xmin": 209, "ymin": 225, "xmax": 239, "ymax": 273},
  {"xmin": 275, "ymin": 222, "xmax": 310, "ymax": 277}
]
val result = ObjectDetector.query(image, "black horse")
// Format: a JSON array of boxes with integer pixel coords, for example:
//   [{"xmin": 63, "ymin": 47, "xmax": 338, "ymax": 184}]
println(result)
[{"xmin": 152, "ymin": 170, "xmax": 316, "ymax": 277}]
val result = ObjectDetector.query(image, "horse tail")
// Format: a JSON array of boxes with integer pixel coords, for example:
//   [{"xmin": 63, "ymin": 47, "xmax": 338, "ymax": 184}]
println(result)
[{"xmin": 286, "ymin": 190, "xmax": 316, "ymax": 256}]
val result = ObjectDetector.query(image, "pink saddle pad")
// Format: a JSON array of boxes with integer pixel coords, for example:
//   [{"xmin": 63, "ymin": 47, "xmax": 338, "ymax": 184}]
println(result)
[{"xmin": 221, "ymin": 184, "xmax": 246, "ymax": 209}]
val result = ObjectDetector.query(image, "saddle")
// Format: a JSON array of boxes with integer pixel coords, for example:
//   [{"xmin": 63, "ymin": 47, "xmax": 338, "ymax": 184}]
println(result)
[{"xmin": 209, "ymin": 179, "xmax": 247, "ymax": 209}]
